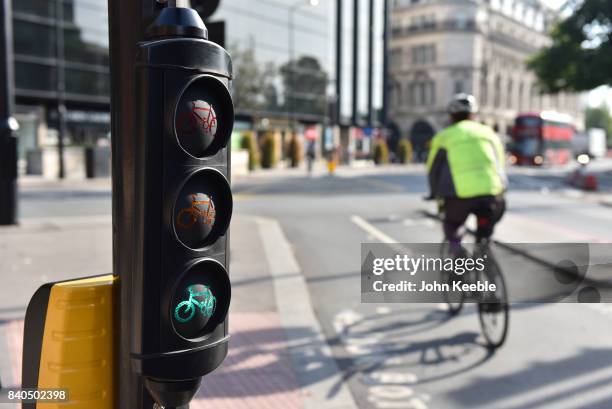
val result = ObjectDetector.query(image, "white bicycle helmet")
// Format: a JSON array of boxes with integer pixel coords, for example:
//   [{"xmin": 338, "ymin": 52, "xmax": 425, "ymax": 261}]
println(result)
[{"xmin": 447, "ymin": 93, "xmax": 479, "ymax": 114}]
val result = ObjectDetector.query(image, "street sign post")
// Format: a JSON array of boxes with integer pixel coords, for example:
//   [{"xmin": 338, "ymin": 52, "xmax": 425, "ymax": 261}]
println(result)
[{"xmin": 109, "ymin": 0, "xmax": 234, "ymax": 408}]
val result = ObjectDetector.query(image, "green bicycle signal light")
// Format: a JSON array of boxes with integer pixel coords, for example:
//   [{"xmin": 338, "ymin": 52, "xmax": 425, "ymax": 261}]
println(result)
[
  {"xmin": 174, "ymin": 284, "xmax": 217, "ymax": 324},
  {"xmin": 171, "ymin": 259, "xmax": 231, "ymax": 341}
]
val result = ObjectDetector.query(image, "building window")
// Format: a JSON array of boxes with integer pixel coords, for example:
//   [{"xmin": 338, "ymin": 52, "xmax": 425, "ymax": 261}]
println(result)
[
  {"xmin": 14, "ymin": 61, "xmax": 56, "ymax": 92},
  {"xmin": 507, "ymin": 79, "xmax": 513, "ymax": 109},
  {"xmin": 411, "ymin": 46, "xmax": 422, "ymax": 64},
  {"xmin": 409, "ymin": 83, "xmax": 416, "ymax": 105},
  {"xmin": 13, "ymin": 0, "xmax": 56, "ymax": 18},
  {"xmin": 455, "ymin": 12, "xmax": 468, "ymax": 29},
  {"xmin": 494, "ymin": 75, "xmax": 501, "ymax": 108},
  {"xmin": 13, "ymin": 20, "xmax": 56, "ymax": 59},
  {"xmin": 411, "ymin": 44, "xmax": 436, "ymax": 65},
  {"xmin": 409, "ymin": 17, "xmax": 418, "ymax": 31},
  {"xmin": 418, "ymin": 83, "xmax": 426, "ymax": 105},
  {"xmin": 428, "ymin": 81, "xmax": 436, "ymax": 105},
  {"xmin": 454, "ymin": 80, "xmax": 464, "ymax": 94},
  {"xmin": 398, "ymin": 83, "xmax": 404, "ymax": 105},
  {"xmin": 391, "ymin": 24, "xmax": 403, "ymax": 36},
  {"xmin": 66, "ymin": 68, "xmax": 110, "ymax": 96},
  {"xmin": 408, "ymin": 80, "xmax": 435, "ymax": 106},
  {"xmin": 481, "ymin": 77, "xmax": 489, "ymax": 107},
  {"xmin": 391, "ymin": 48, "xmax": 403, "ymax": 68}
]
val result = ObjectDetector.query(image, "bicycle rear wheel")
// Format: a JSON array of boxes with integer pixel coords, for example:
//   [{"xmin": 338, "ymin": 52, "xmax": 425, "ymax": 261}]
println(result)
[
  {"xmin": 477, "ymin": 253, "xmax": 509, "ymax": 349},
  {"xmin": 440, "ymin": 241, "xmax": 464, "ymax": 315}
]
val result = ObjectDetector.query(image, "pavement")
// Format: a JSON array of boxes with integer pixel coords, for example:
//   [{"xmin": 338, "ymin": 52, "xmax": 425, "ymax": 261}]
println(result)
[
  {"xmin": 2, "ymin": 163, "xmax": 612, "ymax": 408},
  {"xmin": 0, "ymin": 212, "xmax": 358, "ymax": 408}
]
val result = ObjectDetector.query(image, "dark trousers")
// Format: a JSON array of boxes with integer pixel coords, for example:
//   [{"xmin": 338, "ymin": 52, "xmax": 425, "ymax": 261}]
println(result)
[{"xmin": 443, "ymin": 195, "xmax": 506, "ymax": 242}]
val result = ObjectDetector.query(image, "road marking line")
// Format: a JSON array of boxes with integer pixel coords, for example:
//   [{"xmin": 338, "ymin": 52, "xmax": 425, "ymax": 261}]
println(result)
[
  {"xmin": 254, "ymin": 216, "xmax": 359, "ymax": 409},
  {"xmin": 332, "ymin": 309, "xmax": 428, "ymax": 409},
  {"xmin": 350, "ymin": 215, "xmax": 398, "ymax": 243},
  {"xmin": 376, "ymin": 306, "xmax": 391, "ymax": 315}
]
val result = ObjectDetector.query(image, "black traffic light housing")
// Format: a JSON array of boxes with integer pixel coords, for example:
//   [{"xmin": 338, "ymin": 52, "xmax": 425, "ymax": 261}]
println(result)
[{"xmin": 131, "ymin": 3, "xmax": 233, "ymax": 407}]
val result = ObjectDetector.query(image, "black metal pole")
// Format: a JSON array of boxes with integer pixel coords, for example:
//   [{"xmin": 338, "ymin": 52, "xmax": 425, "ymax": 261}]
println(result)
[
  {"xmin": 366, "ymin": 0, "xmax": 374, "ymax": 127},
  {"xmin": 288, "ymin": 8, "xmax": 295, "ymax": 136},
  {"xmin": 335, "ymin": 0, "xmax": 342, "ymax": 126},
  {"xmin": 0, "ymin": 0, "xmax": 18, "ymax": 226},
  {"xmin": 55, "ymin": 0, "xmax": 66, "ymax": 179},
  {"xmin": 381, "ymin": 0, "xmax": 390, "ymax": 126},
  {"xmin": 107, "ymin": 0, "xmax": 158, "ymax": 408},
  {"xmin": 351, "ymin": 0, "xmax": 359, "ymax": 126}
]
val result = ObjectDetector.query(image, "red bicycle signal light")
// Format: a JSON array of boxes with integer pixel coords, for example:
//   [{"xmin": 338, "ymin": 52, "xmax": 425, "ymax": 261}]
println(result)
[{"xmin": 174, "ymin": 75, "xmax": 234, "ymax": 158}]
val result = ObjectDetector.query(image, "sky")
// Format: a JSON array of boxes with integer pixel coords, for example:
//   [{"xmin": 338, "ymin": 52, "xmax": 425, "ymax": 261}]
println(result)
[{"xmin": 541, "ymin": 0, "xmax": 564, "ymax": 8}]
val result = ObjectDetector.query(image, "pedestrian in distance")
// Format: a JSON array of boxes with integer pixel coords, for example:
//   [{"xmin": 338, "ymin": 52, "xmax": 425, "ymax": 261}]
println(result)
[{"xmin": 306, "ymin": 141, "xmax": 316, "ymax": 176}]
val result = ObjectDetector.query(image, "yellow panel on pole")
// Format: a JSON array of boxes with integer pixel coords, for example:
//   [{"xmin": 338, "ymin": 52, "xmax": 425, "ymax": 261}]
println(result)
[{"xmin": 35, "ymin": 275, "xmax": 115, "ymax": 409}]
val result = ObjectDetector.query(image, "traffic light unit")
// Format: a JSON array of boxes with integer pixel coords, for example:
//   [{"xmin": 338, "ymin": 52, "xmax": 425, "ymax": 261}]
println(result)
[{"xmin": 132, "ymin": 4, "xmax": 234, "ymax": 407}]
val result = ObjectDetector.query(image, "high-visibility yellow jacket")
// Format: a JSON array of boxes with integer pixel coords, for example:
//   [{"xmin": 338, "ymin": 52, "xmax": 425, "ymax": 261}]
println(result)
[{"xmin": 426, "ymin": 120, "xmax": 507, "ymax": 199}]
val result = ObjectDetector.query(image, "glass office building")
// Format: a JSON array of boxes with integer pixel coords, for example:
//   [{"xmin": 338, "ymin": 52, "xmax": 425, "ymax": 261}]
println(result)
[
  {"xmin": 338, "ymin": 0, "xmax": 385, "ymax": 125},
  {"xmin": 215, "ymin": 0, "xmax": 334, "ymax": 126},
  {"xmin": 12, "ymin": 0, "xmax": 110, "ymax": 160},
  {"xmin": 8, "ymin": 0, "xmax": 385, "ymax": 166},
  {"xmin": 215, "ymin": 0, "xmax": 385, "ymax": 125}
]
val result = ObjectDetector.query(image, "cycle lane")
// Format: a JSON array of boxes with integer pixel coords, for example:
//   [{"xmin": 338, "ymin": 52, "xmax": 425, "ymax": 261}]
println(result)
[{"xmin": 337, "ymin": 212, "xmax": 612, "ymax": 409}]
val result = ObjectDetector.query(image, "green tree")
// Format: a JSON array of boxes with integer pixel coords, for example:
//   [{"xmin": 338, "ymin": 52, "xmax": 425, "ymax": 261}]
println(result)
[
  {"xmin": 585, "ymin": 103, "xmax": 612, "ymax": 141},
  {"xmin": 230, "ymin": 44, "xmax": 277, "ymax": 113},
  {"xmin": 280, "ymin": 56, "xmax": 328, "ymax": 117},
  {"xmin": 528, "ymin": 0, "xmax": 612, "ymax": 92}
]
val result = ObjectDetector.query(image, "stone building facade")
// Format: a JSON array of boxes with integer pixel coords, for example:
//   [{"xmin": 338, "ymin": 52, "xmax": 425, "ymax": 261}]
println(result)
[{"xmin": 388, "ymin": 0, "xmax": 584, "ymax": 153}]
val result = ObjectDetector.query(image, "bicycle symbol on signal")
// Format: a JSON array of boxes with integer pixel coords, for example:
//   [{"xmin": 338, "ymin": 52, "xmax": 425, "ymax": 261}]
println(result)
[
  {"xmin": 174, "ymin": 285, "xmax": 216, "ymax": 324},
  {"xmin": 177, "ymin": 100, "xmax": 218, "ymax": 137},
  {"xmin": 176, "ymin": 193, "xmax": 216, "ymax": 230}
]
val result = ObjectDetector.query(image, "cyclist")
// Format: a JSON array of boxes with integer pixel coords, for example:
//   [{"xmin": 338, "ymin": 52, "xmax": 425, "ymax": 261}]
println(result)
[{"xmin": 426, "ymin": 94, "xmax": 507, "ymax": 253}]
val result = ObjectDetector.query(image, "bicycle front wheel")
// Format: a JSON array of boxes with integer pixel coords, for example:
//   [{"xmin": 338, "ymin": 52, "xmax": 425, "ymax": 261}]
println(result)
[
  {"xmin": 177, "ymin": 208, "xmax": 197, "ymax": 230},
  {"xmin": 477, "ymin": 254, "xmax": 509, "ymax": 349},
  {"xmin": 175, "ymin": 301, "xmax": 196, "ymax": 323}
]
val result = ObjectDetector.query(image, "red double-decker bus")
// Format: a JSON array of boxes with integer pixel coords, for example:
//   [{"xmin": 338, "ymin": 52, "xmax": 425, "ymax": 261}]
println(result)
[{"xmin": 509, "ymin": 111, "xmax": 575, "ymax": 166}]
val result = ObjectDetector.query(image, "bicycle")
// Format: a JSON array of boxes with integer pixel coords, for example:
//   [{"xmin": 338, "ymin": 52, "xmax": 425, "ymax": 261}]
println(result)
[
  {"xmin": 174, "ymin": 285, "xmax": 217, "ymax": 324},
  {"xmin": 177, "ymin": 100, "xmax": 218, "ymax": 137},
  {"xmin": 428, "ymin": 197, "xmax": 509, "ymax": 349},
  {"xmin": 176, "ymin": 193, "xmax": 216, "ymax": 230}
]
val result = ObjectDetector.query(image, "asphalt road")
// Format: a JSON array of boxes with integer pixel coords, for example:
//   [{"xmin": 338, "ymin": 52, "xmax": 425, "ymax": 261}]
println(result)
[
  {"xmin": 233, "ymin": 167, "xmax": 612, "ymax": 409},
  {"xmin": 15, "ymin": 165, "xmax": 612, "ymax": 409}
]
